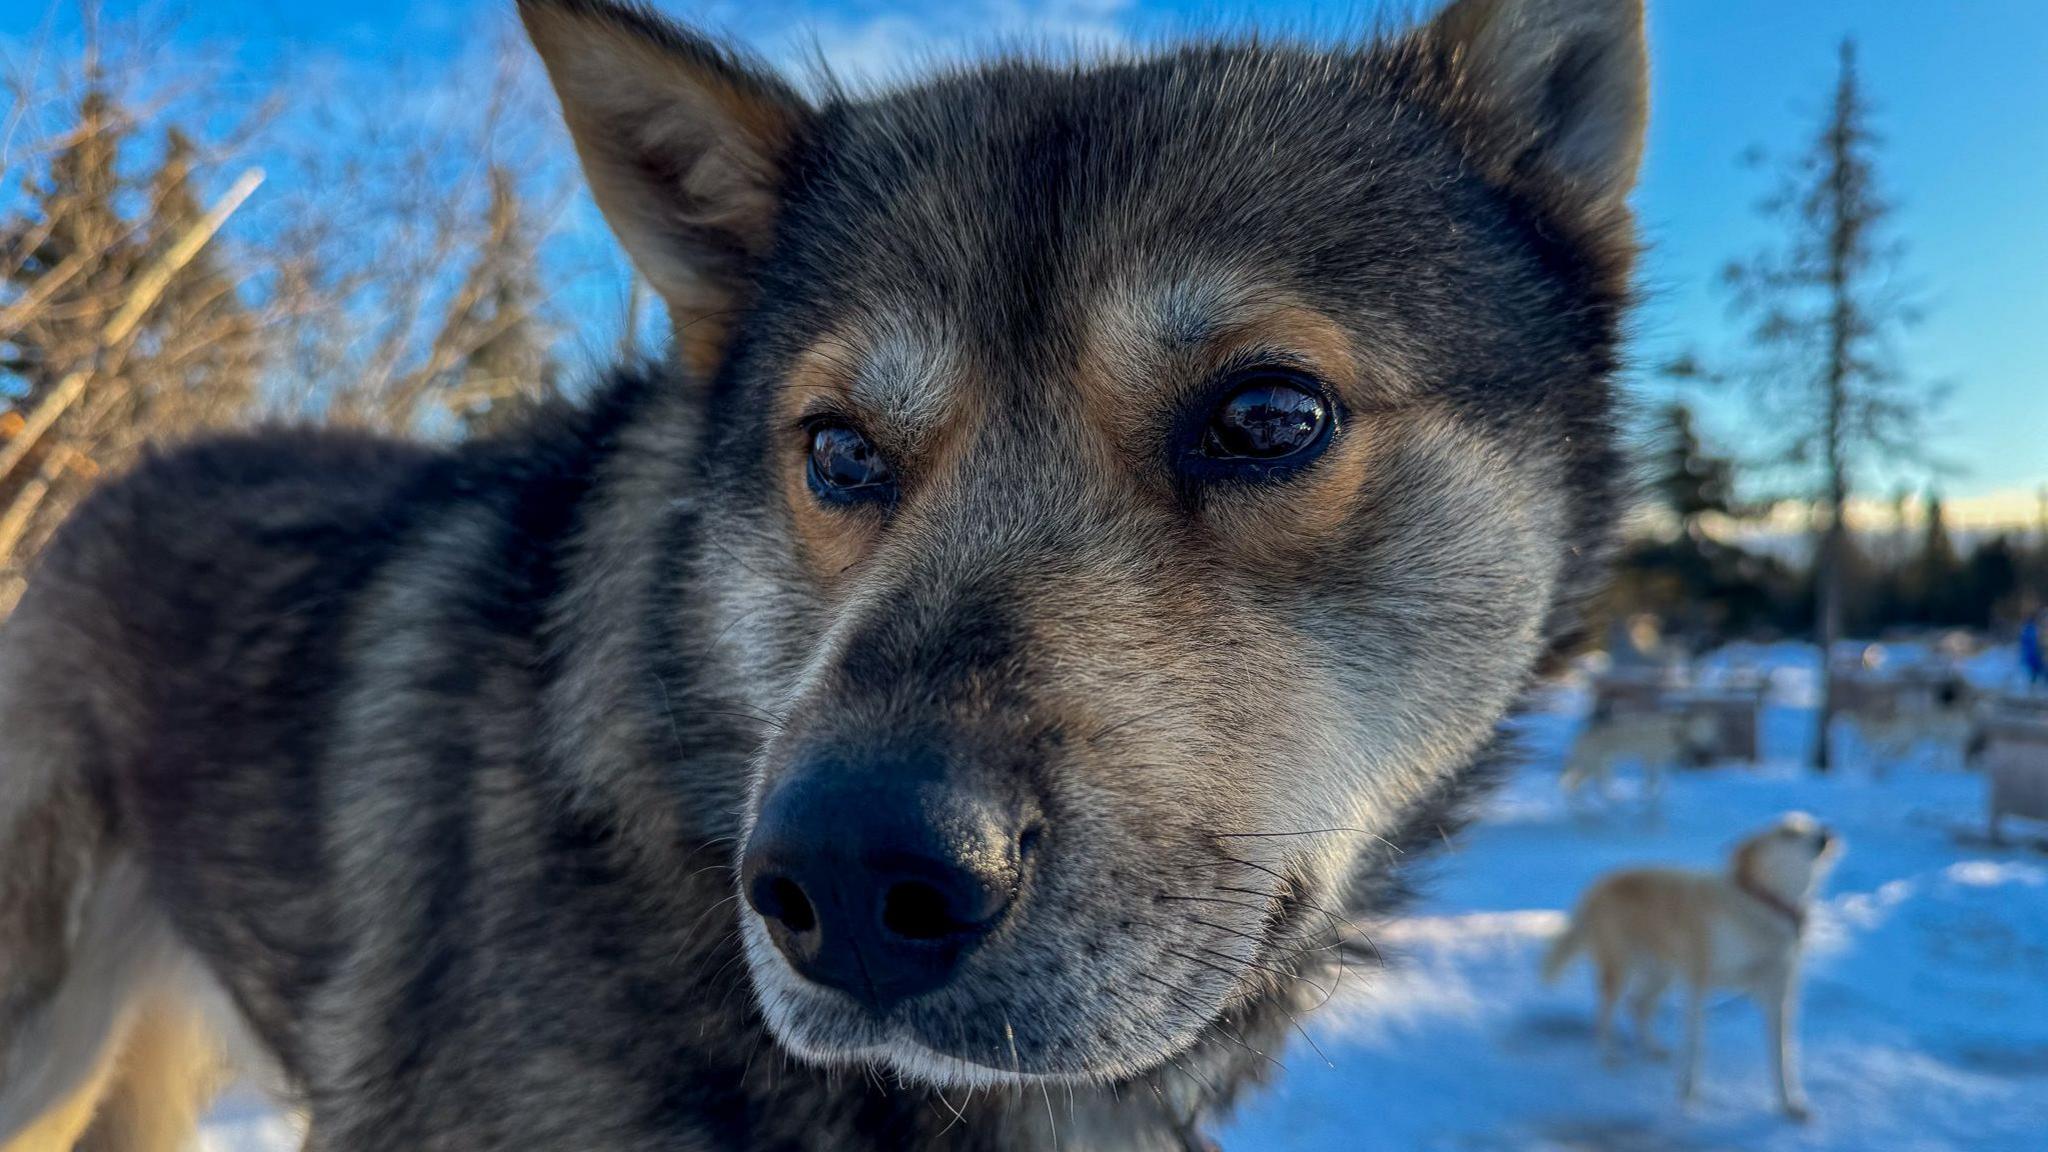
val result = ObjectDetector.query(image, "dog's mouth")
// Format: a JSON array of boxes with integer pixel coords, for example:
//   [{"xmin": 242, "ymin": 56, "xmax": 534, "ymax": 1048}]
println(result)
[
  {"xmin": 730, "ymin": 819, "xmax": 1298, "ymax": 1087},
  {"xmin": 1805, "ymin": 821, "xmax": 1842, "ymax": 858},
  {"xmin": 735, "ymin": 916, "xmax": 1242, "ymax": 1088},
  {"xmin": 725, "ymin": 684, "xmax": 1353, "ymax": 1087},
  {"xmin": 730, "ymin": 833, "xmax": 1339, "ymax": 1090},
  {"xmin": 739, "ymin": 951, "xmax": 1110, "ymax": 1088}
]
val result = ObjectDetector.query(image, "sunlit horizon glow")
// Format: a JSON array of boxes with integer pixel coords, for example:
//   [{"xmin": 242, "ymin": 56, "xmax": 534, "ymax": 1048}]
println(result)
[{"xmin": 1700, "ymin": 487, "xmax": 2048, "ymax": 541}]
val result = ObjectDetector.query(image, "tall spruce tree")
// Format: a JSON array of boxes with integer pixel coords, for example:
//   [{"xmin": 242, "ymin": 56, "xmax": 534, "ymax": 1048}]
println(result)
[
  {"xmin": 130, "ymin": 128, "xmax": 263, "ymax": 435},
  {"xmin": 1719, "ymin": 41, "xmax": 1942, "ymax": 770},
  {"xmin": 2, "ymin": 88, "xmax": 137, "ymax": 398},
  {"xmin": 1915, "ymin": 492, "xmax": 1959, "ymax": 623}
]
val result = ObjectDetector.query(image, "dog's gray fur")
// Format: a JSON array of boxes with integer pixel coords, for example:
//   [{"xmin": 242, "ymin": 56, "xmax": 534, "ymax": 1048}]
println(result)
[{"xmin": 0, "ymin": 0, "xmax": 1646, "ymax": 1147}]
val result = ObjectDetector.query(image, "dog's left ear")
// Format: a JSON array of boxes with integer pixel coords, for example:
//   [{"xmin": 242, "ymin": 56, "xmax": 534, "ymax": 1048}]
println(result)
[
  {"xmin": 1425, "ymin": 0, "xmax": 1648, "ymax": 216},
  {"xmin": 520, "ymin": 0, "xmax": 810, "ymax": 378}
]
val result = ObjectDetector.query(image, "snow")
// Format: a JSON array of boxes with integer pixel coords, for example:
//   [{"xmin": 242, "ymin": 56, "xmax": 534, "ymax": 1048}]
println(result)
[
  {"xmin": 1219, "ymin": 686, "xmax": 2048, "ymax": 1151},
  {"xmin": 198, "ymin": 1094, "xmax": 302, "ymax": 1152},
  {"xmin": 199, "ymin": 649, "xmax": 2048, "ymax": 1150}
]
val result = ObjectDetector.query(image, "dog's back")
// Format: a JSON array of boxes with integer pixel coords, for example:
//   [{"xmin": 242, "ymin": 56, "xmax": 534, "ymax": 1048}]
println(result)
[
  {"xmin": 1544, "ymin": 867, "xmax": 1722, "ymax": 983},
  {"xmin": 1, "ymin": 432, "xmax": 442, "ymax": 1147}
]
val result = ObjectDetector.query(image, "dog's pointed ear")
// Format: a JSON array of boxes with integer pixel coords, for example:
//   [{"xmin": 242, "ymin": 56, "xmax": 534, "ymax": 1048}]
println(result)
[
  {"xmin": 520, "ymin": 0, "xmax": 809, "ymax": 377},
  {"xmin": 1425, "ymin": 0, "xmax": 1648, "ymax": 214}
]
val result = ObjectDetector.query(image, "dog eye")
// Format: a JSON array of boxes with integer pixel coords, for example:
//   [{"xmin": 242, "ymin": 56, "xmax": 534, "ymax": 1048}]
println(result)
[
  {"xmin": 806, "ymin": 424, "xmax": 895, "ymax": 504},
  {"xmin": 1182, "ymin": 370, "xmax": 1336, "ymax": 481}
]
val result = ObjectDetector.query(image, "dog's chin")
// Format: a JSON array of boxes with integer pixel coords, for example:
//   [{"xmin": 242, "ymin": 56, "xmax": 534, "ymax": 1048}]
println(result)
[
  {"xmin": 738, "ymin": 928, "xmax": 1201, "ymax": 1090},
  {"xmin": 762, "ymin": 1010, "xmax": 1102, "ymax": 1091}
]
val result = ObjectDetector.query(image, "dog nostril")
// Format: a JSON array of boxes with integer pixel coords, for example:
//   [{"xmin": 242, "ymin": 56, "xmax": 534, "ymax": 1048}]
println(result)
[
  {"xmin": 773, "ymin": 879, "xmax": 818, "ymax": 933},
  {"xmin": 750, "ymin": 874, "xmax": 818, "ymax": 934},
  {"xmin": 881, "ymin": 880, "xmax": 963, "ymax": 941}
]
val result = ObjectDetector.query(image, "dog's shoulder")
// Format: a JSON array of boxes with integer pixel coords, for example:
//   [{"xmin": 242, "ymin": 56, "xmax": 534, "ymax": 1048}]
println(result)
[{"xmin": 25, "ymin": 368, "xmax": 663, "ymax": 646}]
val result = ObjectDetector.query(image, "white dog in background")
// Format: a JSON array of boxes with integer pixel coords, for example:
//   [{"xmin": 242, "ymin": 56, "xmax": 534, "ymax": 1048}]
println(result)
[
  {"xmin": 1842, "ymin": 679, "xmax": 1978, "ymax": 775},
  {"xmin": 1544, "ymin": 813, "xmax": 1843, "ymax": 1120},
  {"xmin": 1559, "ymin": 707, "xmax": 1716, "ymax": 817}
]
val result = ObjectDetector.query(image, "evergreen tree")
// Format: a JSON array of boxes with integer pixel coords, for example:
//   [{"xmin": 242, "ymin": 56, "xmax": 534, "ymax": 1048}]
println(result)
[
  {"xmin": 1717, "ymin": 41, "xmax": 1941, "ymax": 769},
  {"xmin": 1, "ymin": 85, "xmax": 139, "ymax": 568},
  {"xmin": 1653, "ymin": 402, "xmax": 1735, "ymax": 540},
  {"xmin": 2, "ymin": 90, "xmax": 266, "ymax": 579},
  {"xmin": 1914, "ymin": 493, "xmax": 1959, "ymax": 623},
  {"xmin": 2, "ymin": 87, "xmax": 138, "ymax": 398},
  {"xmin": 1958, "ymin": 536, "xmax": 2019, "ymax": 630},
  {"xmin": 130, "ymin": 128, "xmax": 263, "ymax": 435}
]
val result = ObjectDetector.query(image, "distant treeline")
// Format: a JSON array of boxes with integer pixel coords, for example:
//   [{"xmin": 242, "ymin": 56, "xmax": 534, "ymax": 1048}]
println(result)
[{"xmin": 1605, "ymin": 403, "xmax": 2046, "ymax": 642}]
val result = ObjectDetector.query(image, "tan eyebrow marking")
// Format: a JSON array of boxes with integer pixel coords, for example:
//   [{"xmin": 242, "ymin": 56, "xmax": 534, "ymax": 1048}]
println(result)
[
  {"xmin": 844, "ymin": 317, "xmax": 959, "ymax": 436},
  {"xmin": 1078, "ymin": 269, "xmax": 1411, "ymax": 435},
  {"xmin": 777, "ymin": 314, "xmax": 961, "ymax": 437},
  {"xmin": 774, "ymin": 314, "xmax": 979, "ymax": 585}
]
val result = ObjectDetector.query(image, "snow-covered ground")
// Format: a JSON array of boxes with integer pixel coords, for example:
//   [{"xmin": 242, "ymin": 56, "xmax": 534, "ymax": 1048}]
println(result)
[
  {"xmin": 202, "ymin": 647, "xmax": 2048, "ymax": 1150},
  {"xmin": 1220, "ymin": 670, "xmax": 2048, "ymax": 1151}
]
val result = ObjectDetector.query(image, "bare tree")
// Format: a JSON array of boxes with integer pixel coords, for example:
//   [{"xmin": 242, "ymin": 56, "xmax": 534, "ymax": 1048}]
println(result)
[
  {"xmin": 1, "ymin": 48, "xmax": 267, "ymax": 603},
  {"xmin": 0, "ymin": 12, "xmax": 611, "ymax": 616},
  {"xmin": 446, "ymin": 165, "xmax": 560, "ymax": 437},
  {"xmin": 257, "ymin": 37, "xmax": 580, "ymax": 435}
]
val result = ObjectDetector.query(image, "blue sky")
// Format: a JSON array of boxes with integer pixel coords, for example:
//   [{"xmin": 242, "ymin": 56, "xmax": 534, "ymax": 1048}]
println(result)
[{"xmin": 5, "ymin": 0, "xmax": 2043, "ymax": 520}]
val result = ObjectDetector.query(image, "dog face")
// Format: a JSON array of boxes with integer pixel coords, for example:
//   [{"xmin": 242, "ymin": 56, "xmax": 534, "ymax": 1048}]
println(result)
[
  {"xmin": 526, "ymin": 0, "xmax": 1645, "ymax": 1087},
  {"xmin": 1736, "ymin": 813, "xmax": 1844, "ymax": 900}
]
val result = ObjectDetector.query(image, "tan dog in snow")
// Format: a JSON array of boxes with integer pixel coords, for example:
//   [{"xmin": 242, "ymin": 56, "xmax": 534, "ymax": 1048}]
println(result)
[{"xmin": 1544, "ymin": 813, "xmax": 1842, "ymax": 1120}]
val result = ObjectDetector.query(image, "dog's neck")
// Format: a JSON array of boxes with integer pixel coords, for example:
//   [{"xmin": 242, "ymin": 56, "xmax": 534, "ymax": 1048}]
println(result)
[{"xmin": 1733, "ymin": 871, "xmax": 1807, "ymax": 934}]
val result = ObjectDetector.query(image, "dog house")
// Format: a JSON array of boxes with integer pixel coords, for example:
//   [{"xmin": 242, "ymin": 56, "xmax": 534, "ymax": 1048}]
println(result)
[
  {"xmin": 1591, "ymin": 665, "xmax": 1684, "ymax": 719},
  {"xmin": 1828, "ymin": 670, "xmax": 1905, "ymax": 721},
  {"xmin": 1984, "ymin": 695, "xmax": 2048, "ymax": 841},
  {"xmin": 1670, "ymin": 686, "xmax": 1765, "ymax": 765},
  {"xmin": 1829, "ymin": 665, "xmax": 1965, "ymax": 724}
]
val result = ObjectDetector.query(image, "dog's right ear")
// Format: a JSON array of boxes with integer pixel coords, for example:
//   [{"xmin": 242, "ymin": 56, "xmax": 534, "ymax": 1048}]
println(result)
[
  {"xmin": 520, "ymin": 0, "xmax": 809, "ymax": 378},
  {"xmin": 1424, "ymin": 0, "xmax": 1648, "ymax": 217}
]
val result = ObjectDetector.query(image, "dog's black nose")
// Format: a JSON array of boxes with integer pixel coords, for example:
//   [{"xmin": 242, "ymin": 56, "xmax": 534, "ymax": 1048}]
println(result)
[{"xmin": 740, "ymin": 767, "xmax": 1024, "ymax": 1011}]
